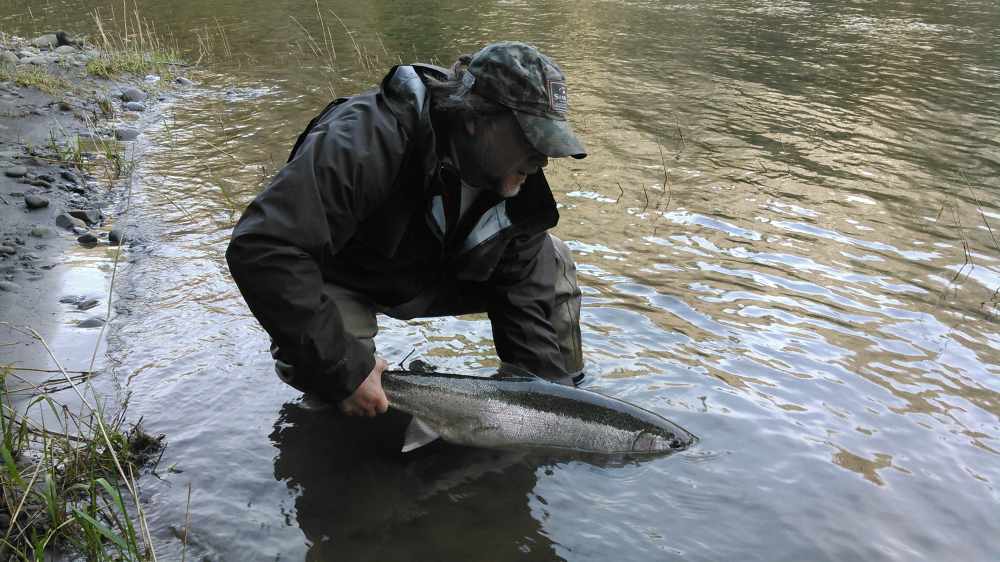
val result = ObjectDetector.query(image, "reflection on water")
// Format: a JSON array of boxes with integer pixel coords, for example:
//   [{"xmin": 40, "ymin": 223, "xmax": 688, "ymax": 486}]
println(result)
[
  {"xmin": 271, "ymin": 403, "xmax": 559, "ymax": 561},
  {"xmin": 4, "ymin": 0, "xmax": 999, "ymax": 559}
]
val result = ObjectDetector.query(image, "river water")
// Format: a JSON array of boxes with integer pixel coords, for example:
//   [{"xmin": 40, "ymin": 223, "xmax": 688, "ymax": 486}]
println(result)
[{"xmin": 4, "ymin": 0, "xmax": 999, "ymax": 560}]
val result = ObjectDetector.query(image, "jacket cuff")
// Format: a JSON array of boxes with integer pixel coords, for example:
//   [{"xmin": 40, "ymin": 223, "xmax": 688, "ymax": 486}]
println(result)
[{"xmin": 314, "ymin": 338, "xmax": 375, "ymax": 403}]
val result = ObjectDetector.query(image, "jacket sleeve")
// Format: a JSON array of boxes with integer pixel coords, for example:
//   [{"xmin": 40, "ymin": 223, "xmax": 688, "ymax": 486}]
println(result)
[
  {"xmin": 486, "ymin": 232, "xmax": 572, "ymax": 384},
  {"xmin": 226, "ymin": 100, "xmax": 408, "ymax": 402}
]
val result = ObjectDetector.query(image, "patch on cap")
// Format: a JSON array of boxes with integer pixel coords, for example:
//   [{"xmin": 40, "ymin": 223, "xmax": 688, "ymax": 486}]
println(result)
[{"xmin": 548, "ymin": 80, "xmax": 568, "ymax": 114}]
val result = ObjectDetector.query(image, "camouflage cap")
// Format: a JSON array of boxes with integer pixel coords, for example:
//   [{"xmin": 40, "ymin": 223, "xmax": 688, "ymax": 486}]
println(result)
[{"xmin": 466, "ymin": 41, "xmax": 587, "ymax": 159}]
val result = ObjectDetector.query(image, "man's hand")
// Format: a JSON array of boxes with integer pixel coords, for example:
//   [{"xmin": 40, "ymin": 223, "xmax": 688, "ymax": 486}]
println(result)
[{"xmin": 339, "ymin": 357, "xmax": 389, "ymax": 417}]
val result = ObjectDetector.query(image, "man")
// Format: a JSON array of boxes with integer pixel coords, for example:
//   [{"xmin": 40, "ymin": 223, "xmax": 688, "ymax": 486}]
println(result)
[{"xmin": 226, "ymin": 41, "xmax": 587, "ymax": 418}]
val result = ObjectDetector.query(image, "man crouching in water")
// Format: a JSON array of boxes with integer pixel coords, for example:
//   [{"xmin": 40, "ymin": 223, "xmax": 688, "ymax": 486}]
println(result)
[{"xmin": 226, "ymin": 42, "xmax": 587, "ymax": 417}]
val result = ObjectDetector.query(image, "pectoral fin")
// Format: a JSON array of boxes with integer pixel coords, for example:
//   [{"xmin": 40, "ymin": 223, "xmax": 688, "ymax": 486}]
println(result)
[{"xmin": 402, "ymin": 417, "xmax": 440, "ymax": 453}]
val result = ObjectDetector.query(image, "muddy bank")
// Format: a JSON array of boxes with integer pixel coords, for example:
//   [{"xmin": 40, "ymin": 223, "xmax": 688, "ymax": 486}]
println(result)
[
  {"xmin": 0, "ymin": 28, "xmax": 202, "ymax": 559},
  {"xmin": 0, "ymin": 30, "xmax": 193, "ymax": 378}
]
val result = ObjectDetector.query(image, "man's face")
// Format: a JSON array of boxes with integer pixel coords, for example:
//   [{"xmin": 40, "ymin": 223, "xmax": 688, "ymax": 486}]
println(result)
[{"xmin": 458, "ymin": 112, "xmax": 549, "ymax": 198}]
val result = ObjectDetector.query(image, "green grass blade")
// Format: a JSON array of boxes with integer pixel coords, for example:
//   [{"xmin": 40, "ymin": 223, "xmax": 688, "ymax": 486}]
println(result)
[
  {"xmin": 72, "ymin": 508, "xmax": 130, "ymax": 554},
  {"xmin": 1, "ymin": 442, "xmax": 24, "ymax": 487}
]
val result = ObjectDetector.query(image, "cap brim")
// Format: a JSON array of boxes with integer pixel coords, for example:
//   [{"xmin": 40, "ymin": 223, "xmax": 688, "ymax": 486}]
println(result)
[{"xmin": 514, "ymin": 112, "xmax": 587, "ymax": 159}]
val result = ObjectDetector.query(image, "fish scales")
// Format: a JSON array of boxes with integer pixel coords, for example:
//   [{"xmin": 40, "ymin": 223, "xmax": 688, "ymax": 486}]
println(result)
[{"xmin": 382, "ymin": 370, "xmax": 697, "ymax": 455}]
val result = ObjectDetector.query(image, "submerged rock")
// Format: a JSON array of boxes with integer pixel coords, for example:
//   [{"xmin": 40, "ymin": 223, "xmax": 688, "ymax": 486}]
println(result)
[
  {"xmin": 0, "ymin": 245, "xmax": 16, "ymax": 255},
  {"xmin": 31, "ymin": 34, "xmax": 59, "ymax": 49},
  {"xmin": 77, "ymin": 316, "xmax": 106, "ymax": 328},
  {"xmin": 0, "ymin": 280, "xmax": 20, "ymax": 292},
  {"xmin": 29, "ymin": 226, "xmax": 51, "ymax": 238},
  {"xmin": 115, "ymin": 127, "xmax": 139, "ymax": 141},
  {"xmin": 68, "ymin": 208, "xmax": 101, "ymax": 225},
  {"xmin": 24, "ymin": 194, "xmax": 49, "ymax": 209},
  {"xmin": 4, "ymin": 165, "xmax": 27, "ymax": 178},
  {"xmin": 55, "ymin": 213, "xmax": 86, "ymax": 230},
  {"xmin": 120, "ymin": 86, "xmax": 147, "ymax": 102}
]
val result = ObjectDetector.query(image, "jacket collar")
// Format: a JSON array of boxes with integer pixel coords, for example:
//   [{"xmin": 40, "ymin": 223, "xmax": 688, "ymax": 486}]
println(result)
[{"xmin": 380, "ymin": 64, "xmax": 560, "ymax": 234}]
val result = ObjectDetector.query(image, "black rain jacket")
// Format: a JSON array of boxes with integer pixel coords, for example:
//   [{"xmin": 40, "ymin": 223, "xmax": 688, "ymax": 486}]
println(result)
[{"xmin": 226, "ymin": 64, "xmax": 569, "ymax": 402}]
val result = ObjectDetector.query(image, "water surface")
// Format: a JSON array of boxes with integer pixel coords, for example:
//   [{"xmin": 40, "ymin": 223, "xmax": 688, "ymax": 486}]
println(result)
[{"xmin": 4, "ymin": 0, "xmax": 998, "ymax": 560}]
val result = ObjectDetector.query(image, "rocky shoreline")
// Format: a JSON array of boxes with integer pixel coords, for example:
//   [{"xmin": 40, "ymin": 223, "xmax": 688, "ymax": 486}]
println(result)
[{"xmin": 0, "ymin": 29, "xmax": 192, "ymax": 377}]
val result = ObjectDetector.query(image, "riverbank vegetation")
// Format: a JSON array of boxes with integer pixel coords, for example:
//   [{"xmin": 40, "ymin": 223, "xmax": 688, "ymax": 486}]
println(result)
[
  {"xmin": 0, "ymin": 65, "xmax": 70, "ymax": 96},
  {"xmin": 1, "ymin": 359, "xmax": 161, "ymax": 561},
  {"xmin": 0, "ymin": 5, "xmax": 195, "ymax": 560},
  {"xmin": 85, "ymin": 8, "xmax": 181, "ymax": 81}
]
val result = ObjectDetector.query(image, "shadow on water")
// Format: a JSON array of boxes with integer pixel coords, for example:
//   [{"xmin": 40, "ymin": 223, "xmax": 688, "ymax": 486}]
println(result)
[
  {"xmin": 270, "ymin": 403, "xmax": 562, "ymax": 561},
  {"xmin": 271, "ymin": 401, "xmax": 688, "ymax": 560}
]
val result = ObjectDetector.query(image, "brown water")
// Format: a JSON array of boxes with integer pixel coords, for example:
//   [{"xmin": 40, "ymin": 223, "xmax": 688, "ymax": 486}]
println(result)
[{"xmin": 4, "ymin": 0, "xmax": 999, "ymax": 560}]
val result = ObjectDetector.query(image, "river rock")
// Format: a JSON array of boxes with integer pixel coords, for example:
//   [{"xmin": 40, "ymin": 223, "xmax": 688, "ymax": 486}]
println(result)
[
  {"xmin": 37, "ymin": 173, "xmax": 55, "ymax": 183},
  {"xmin": 77, "ymin": 316, "xmax": 106, "ymax": 328},
  {"xmin": 22, "ymin": 56, "xmax": 48, "ymax": 66},
  {"xmin": 54, "ymin": 45, "xmax": 76, "ymax": 55},
  {"xmin": 124, "ymin": 101, "xmax": 146, "ymax": 112},
  {"xmin": 55, "ymin": 213, "xmax": 86, "ymax": 230},
  {"xmin": 0, "ymin": 280, "xmax": 20, "ymax": 292},
  {"xmin": 24, "ymin": 194, "xmax": 48, "ymax": 209},
  {"xmin": 4, "ymin": 165, "xmax": 27, "ymax": 178},
  {"xmin": 176, "ymin": 77, "xmax": 195, "ymax": 86},
  {"xmin": 31, "ymin": 34, "xmax": 59, "ymax": 49},
  {"xmin": 109, "ymin": 228, "xmax": 123, "ymax": 246},
  {"xmin": 77, "ymin": 233, "xmax": 98, "ymax": 246},
  {"xmin": 0, "ymin": 51, "xmax": 17, "ymax": 67},
  {"xmin": 0, "ymin": 245, "xmax": 15, "ymax": 255},
  {"xmin": 68, "ymin": 209, "xmax": 101, "ymax": 225},
  {"xmin": 29, "ymin": 226, "xmax": 51, "ymax": 238},
  {"xmin": 120, "ymin": 86, "xmax": 147, "ymax": 102},
  {"xmin": 77, "ymin": 298, "xmax": 99, "ymax": 310},
  {"xmin": 115, "ymin": 127, "xmax": 139, "ymax": 141},
  {"xmin": 60, "ymin": 170, "xmax": 79, "ymax": 184}
]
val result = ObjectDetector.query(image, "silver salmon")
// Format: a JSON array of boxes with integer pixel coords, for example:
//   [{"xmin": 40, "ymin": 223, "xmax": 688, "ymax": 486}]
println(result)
[{"xmin": 382, "ymin": 370, "xmax": 697, "ymax": 455}]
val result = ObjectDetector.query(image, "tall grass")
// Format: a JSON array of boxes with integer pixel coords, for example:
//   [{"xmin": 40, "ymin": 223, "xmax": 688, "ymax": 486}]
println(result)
[
  {"xmin": 86, "ymin": 3, "xmax": 181, "ymax": 80},
  {"xmin": 1, "ymin": 360, "xmax": 160, "ymax": 561}
]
